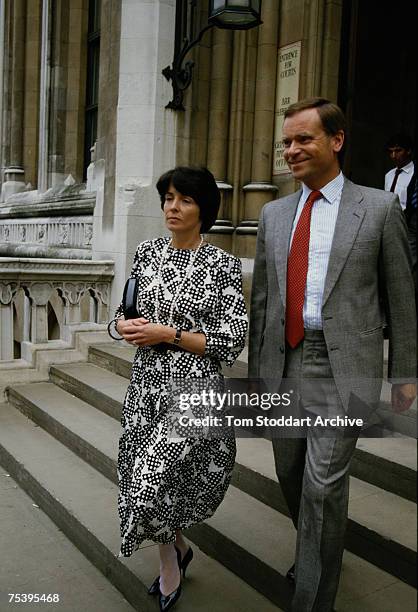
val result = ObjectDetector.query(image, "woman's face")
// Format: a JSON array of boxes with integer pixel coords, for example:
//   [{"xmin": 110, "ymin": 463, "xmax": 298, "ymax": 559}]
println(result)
[{"xmin": 163, "ymin": 183, "xmax": 202, "ymax": 234}]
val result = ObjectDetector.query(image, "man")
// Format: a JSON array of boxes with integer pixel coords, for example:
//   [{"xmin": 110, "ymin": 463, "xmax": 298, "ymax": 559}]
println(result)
[
  {"xmin": 384, "ymin": 133, "xmax": 415, "ymax": 210},
  {"xmin": 249, "ymin": 98, "xmax": 417, "ymax": 611}
]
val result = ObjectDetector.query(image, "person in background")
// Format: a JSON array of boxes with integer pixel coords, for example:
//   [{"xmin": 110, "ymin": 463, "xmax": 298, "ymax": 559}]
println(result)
[{"xmin": 384, "ymin": 133, "xmax": 415, "ymax": 210}]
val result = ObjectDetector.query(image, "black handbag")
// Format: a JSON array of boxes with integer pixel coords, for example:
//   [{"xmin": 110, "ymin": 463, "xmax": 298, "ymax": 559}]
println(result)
[
  {"xmin": 122, "ymin": 277, "xmax": 140, "ymax": 319},
  {"xmin": 120, "ymin": 277, "xmax": 183, "ymax": 353},
  {"xmin": 107, "ymin": 277, "xmax": 141, "ymax": 341}
]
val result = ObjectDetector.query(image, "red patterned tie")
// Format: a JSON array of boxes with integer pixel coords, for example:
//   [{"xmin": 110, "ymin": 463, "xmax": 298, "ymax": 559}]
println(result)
[{"xmin": 286, "ymin": 190, "xmax": 322, "ymax": 348}]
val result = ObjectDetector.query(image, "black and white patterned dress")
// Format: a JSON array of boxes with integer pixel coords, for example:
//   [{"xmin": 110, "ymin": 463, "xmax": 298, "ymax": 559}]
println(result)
[{"xmin": 115, "ymin": 237, "xmax": 248, "ymax": 557}]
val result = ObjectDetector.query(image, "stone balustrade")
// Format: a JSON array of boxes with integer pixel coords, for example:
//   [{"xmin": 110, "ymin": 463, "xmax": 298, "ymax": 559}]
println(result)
[
  {"xmin": 0, "ymin": 191, "xmax": 95, "ymax": 259},
  {"xmin": 0, "ymin": 257, "xmax": 114, "ymax": 360}
]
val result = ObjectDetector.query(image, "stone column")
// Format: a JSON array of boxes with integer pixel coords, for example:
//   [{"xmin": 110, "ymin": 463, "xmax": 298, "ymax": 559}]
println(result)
[
  {"xmin": 175, "ymin": 3, "xmax": 211, "ymax": 168},
  {"xmin": 207, "ymin": 28, "xmax": 234, "ymax": 250},
  {"xmin": 61, "ymin": 282, "xmax": 84, "ymax": 325},
  {"xmin": 92, "ymin": 0, "xmax": 177, "ymax": 316},
  {"xmin": 27, "ymin": 282, "xmax": 53, "ymax": 344},
  {"xmin": 64, "ymin": 1, "xmax": 89, "ymax": 182},
  {"xmin": 228, "ymin": 28, "xmax": 258, "ymax": 257},
  {"xmin": 0, "ymin": 0, "xmax": 6, "ymax": 177},
  {"xmin": 48, "ymin": 0, "xmax": 69, "ymax": 186},
  {"xmin": 1, "ymin": 0, "xmax": 27, "ymax": 200},
  {"xmin": 0, "ymin": 282, "xmax": 18, "ymax": 360},
  {"xmin": 38, "ymin": 0, "xmax": 51, "ymax": 193},
  {"xmin": 23, "ymin": 0, "xmax": 42, "ymax": 188},
  {"xmin": 238, "ymin": 0, "xmax": 279, "ymax": 258},
  {"xmin": 302, "ymin": 0, "xmax": 326, "ymax": 98}
]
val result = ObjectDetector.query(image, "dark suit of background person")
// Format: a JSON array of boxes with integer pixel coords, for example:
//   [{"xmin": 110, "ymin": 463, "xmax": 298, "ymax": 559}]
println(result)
[{"xmin": 249, "ymin": 98, "xmax": 417, "ymax": 612}]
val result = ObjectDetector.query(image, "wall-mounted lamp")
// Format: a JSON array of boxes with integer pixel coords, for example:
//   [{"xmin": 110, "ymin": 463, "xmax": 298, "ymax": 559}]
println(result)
[{"xmin": 163, "ymin": 0, "xmax": 262, "ymax": 110}]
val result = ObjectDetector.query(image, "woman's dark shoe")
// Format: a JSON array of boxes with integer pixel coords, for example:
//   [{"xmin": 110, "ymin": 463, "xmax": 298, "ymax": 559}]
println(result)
[
  {"xmin": 159, "ymin": 583, "xmax": 182, "ymax": 612},
  {"xmin": 147, "ymin": 575, "xmax": 160, "ymax": 596},
  {"xmin": 159, "ymin": 547, "xmax": 182, "ymax": 611},
  {"xmin": 176, "ymin": 545, "xmax": 194, "ymax": 578},
  {"xmin": 149, "ymin": 545, "xmax": 188, "ymax": 595}
]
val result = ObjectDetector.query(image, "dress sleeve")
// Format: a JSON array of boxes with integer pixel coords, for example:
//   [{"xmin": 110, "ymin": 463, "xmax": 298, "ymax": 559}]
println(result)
[
  {"xmin": 113, "ymin": 241, "xmax": 148, "ymax": 319},
  {"xmin": 202, "ymin": 254, "xmax": 248, "ymax": 366}
]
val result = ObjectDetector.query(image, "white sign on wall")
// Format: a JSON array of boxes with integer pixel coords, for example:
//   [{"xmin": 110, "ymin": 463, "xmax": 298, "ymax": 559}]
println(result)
[{"xmin": 273, "ymin": 41, "xmax": 302, "ymax": 176}]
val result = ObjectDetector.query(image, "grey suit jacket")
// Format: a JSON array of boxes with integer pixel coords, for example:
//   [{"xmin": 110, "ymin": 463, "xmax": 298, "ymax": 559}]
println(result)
[{"xmin": 248, "ymin": 178, "xmax": 417, "ymax": 411}]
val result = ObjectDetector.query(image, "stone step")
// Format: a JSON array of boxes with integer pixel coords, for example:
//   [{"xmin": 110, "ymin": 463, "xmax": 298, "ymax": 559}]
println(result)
[
  {"xmin": 0, "ymin": 402, "xmax": 280, "ymax": 612},
  {"xmin": 49, "ymin": 362, "xmax": 126, "ymax": 421},
  {"xmin": 88, "ymin": 342, "xmax": 418, "ymax": 476},
  {"xmin": 50, "ymin": 361, "xmax": 417, "ymax": 502},
  {"xmin": 194, "ymin": 485, "xmax": 417, "ymax": 612},
  {"xmin": 7, "ymin": 379, "xmax": 417, "ymax": 588},
  {"xmin": 88, "ymin": 343, "xmax": 417, "ymax": 437},
  {"xmin": 0, "ymin": 471, "xmax": 135, "ymax": 612},
  {"xmin": 233, "ymin": 437, "xmax": 417, "ymax": 587},
  {"xmin": 88, "ymin": 342, "xmax": 249, "ymax": 382},
  {"xmin": 88, "ymin": 342, "xmax": 137, "ymax": 379},
  {"xmin": 2, "ymin": 395, "xmax": 416, "ymax": 611}
]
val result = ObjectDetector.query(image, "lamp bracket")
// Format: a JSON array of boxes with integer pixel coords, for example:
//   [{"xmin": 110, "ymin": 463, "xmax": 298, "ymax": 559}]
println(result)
[{"xmin": 163, "ymin": 23, "xmax": 215, "ymax": 111}]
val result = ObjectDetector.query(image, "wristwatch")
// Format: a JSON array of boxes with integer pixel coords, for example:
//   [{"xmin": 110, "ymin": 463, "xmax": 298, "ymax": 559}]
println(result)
[{"xmin": 173, "ymin": 328, "xmax": 182, "ymax": 345}]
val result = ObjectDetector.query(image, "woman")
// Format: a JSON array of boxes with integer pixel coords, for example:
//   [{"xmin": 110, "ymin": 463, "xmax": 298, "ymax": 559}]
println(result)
[{"xmin": 109, "ymin": 166, "xmax": 248, "ymax": 611}]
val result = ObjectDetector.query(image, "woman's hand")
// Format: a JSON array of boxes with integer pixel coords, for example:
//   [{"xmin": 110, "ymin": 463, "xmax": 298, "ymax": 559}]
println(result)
[
  {"xmin": 116, "ymin": 318, "xmax": 174, "ymax": 346},
  {"xmin": 116, "ymin": 317, "xmax": 206, "ymax": 354}
]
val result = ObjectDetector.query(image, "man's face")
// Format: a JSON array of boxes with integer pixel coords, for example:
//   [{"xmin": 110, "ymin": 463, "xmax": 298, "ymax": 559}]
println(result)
[
  {"xmin": 282, "ymin": 108, "xmax": 344, "ymax": 189},
  {"xmin": 387, "ymin": 146, "xmax": 411, "ymax": 169}
]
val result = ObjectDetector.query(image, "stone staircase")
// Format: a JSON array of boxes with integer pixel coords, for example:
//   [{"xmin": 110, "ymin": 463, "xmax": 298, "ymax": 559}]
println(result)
[{"xmin": 0, "ymin": 342, "xmax": 416, "ymax": 611}]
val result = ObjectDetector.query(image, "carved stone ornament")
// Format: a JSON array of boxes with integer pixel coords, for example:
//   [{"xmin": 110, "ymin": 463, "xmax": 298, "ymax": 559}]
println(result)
[
  {"xmin": 25, "ymin": 282, "xmax": 54, "ymax": 306},
  {"xmin": 0, "ymin": 282, "xmax": 18, "ymax": 305},
  {"xmin": 84, "ymin": 224, "xmax": 93, "ymax": 246},
  {"xmin": 60, "ymin": 282, "xmax": 86, "ymax": 305},
  {"xmin": 58, "ymin": 223, "xmax": 69, "ymax": 245},
  {"xmin": 94, "ymin": 283, "xmax": 110, "ymax": 305},
  {"xmin": 37, "ymin": 224, "xmax": 47, "ymax": 242}
]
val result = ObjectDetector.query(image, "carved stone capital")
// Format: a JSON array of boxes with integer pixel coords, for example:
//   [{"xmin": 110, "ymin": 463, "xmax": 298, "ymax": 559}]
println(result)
[
  {"xmin": 60, "ymin": 282, "xmax": 86, "ymax": 305},
  {"xmin": 0, "ymin": 282, "xmax": 19, "ymax": 305},
  {"xmin": 25, "ymin": 282, "xmax": 54, "ymax": 306},
  {"xmin": 92, "ymin": 282, "xmax": 110, "ymax": 305}
]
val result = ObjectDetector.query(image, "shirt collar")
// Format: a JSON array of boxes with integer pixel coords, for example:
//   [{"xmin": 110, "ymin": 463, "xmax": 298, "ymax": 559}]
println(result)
[
  {"xmin": 399, "ymin": 161, "xmax": 414, "ymax": 175},
  {"xmin": 301, "ymin": 171, "xmax": 344, "ymax": 205}
]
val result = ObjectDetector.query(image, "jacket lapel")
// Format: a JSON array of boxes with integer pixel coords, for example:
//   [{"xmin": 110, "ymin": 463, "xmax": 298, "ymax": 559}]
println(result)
[
  {"xmin": 322, "ymin": 179, "xmax": 365, "ymax": 307},
  {"xmin": 274, "ymin": 190, "xmax": 301, "ymax": 306}
]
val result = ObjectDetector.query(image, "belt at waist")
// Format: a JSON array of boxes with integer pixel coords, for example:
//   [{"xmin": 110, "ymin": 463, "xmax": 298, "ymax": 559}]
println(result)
[{"xmin": 303, "ymin": 329, "xmax": 324, "ymax": 340}]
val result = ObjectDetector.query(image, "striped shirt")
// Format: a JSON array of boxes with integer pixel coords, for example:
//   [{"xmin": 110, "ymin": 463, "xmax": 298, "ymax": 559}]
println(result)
[{"xmin": 289, "ymin": 172, "xmax": 344, "ymax": 329}]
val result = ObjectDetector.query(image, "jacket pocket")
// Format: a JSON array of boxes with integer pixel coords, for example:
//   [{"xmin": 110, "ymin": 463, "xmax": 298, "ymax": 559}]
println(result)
[
  {"xmin": 351, "ymin": 238, "xmax": 380, "ymax": 251},
  {"xmin": 360, "ymin": 325, "xmax": 383, "ymax": 336}
]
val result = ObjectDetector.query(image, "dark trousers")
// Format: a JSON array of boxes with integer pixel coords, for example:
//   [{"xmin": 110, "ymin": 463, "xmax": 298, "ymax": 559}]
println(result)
[{"xmin": 272, "ymin": 331, "xmax": 362, "ymax": 612}]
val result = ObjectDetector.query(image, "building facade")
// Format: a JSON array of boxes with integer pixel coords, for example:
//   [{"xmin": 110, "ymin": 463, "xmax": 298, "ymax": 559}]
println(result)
[{"xmin": 0, "ymin": 0, "xmax": 416, "ymax": 361}]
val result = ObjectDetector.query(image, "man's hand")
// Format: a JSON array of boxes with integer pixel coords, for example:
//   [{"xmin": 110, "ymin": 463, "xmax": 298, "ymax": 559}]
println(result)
[
  {"xmin": 391, "ymin": 383, "xmax": 417, "ymax": 413},
  {"xmin": 116, "ymin": 318, "xmax": 174, "ymax": 346}
]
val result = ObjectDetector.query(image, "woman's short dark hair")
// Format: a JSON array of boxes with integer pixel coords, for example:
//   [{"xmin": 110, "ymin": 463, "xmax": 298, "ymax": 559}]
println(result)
[{"xmin": 156, "ymin": 166, "xmax": 220, "ymax": 233}]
